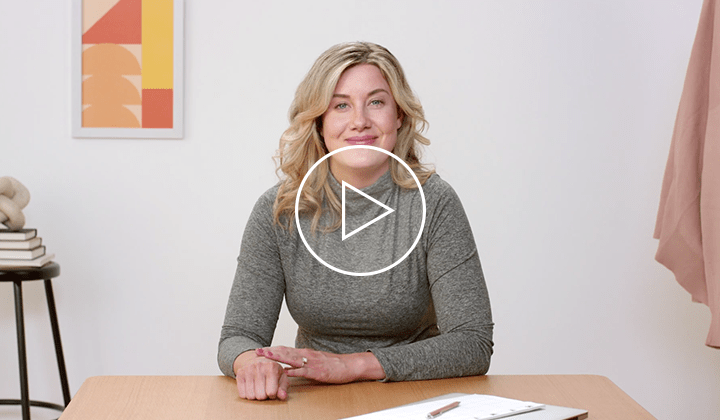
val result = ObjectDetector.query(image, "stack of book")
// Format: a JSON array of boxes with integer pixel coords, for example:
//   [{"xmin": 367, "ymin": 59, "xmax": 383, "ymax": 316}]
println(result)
[{"xmin": 0, "ymin": 228, "xmax": 55, "ymax": 268}]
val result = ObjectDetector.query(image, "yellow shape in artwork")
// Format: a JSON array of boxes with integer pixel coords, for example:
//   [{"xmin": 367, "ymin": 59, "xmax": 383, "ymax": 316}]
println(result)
[{"xmin": 142, "ymin": 0, "xmax": 174, "ymax": 89}]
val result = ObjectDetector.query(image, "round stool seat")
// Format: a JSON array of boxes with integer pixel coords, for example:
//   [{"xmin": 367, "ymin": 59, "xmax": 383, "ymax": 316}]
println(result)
[{"xmin": 0, "ymin": 262, "xmax": 60, "ymax": 282}]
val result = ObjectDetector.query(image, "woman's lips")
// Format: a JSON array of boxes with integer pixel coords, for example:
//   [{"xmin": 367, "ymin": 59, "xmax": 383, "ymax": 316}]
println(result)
[{"xmin": 345, "ymin": 136, "xmax": 376, "ymax": 145}]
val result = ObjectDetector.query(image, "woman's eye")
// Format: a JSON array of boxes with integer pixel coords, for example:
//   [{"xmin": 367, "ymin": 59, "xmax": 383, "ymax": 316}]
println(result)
[
  {"xmin": 335, "ymin": 103, "xmax": 348, "ymax": 110},
  {"xmin": 370, "ymin": 99, "xmax": 383, "ymax": 106}
]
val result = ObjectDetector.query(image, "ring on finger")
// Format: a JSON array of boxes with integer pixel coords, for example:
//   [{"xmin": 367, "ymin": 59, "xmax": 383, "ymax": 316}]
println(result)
[{"xmin": 301, "ymin": 357, "xmax": 308, "ymax": 367}]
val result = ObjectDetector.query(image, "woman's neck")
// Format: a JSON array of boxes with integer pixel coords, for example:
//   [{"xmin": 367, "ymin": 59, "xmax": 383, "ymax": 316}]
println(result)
[{"xmin": 329, "ymin": 161, "xmax": 390, "ymax": 189}]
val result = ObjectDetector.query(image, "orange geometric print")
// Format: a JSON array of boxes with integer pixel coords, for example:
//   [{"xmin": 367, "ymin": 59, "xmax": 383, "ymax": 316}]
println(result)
[
  {"xmin": 83, "ymin": 0, "xmax": 142, "ymax": 44},
  {"xmin": 82, "ymin": 42, "xmax": 142, "ymax": 128},
  {"xmin": 83, "ymin": 75, "xmax": 141, "ymax": 105},
  {"xmin": 142, "ymin": 89, "xmax": 173, "ymax": 128},
  {"xmin": 83, "ymin": 104, "xmax": 141, "ymax": 128},
  {"xmin": 82, "ymin": 44, "xmax": 141, "ymax": 75}
]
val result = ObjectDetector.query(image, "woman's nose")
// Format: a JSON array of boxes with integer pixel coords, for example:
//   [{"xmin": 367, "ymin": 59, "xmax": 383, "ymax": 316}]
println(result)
[{"xmin": 351, "ymin": 107, "xmax": 370, "ymax": 130}]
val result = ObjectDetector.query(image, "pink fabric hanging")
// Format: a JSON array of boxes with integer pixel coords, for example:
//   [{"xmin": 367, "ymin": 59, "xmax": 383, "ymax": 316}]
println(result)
[{"xmin": 655, "ymin": 0, "xmax": 720, "ymax": 348}]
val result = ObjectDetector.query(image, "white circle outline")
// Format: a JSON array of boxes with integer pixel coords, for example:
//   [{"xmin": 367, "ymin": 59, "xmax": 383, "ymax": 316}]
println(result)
[{"xmin": 295, "ymin": 145, "xmax": 426, "ymax": 277}]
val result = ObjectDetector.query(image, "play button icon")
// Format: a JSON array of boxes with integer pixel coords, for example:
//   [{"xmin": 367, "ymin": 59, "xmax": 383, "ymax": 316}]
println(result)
[
  {"xmin": 295, "ymin": 145, "xmax": 426, "ymax": 277},
  {"xmin": 341, "ymin": 180, "xmax": 395, "ymax": 241}
]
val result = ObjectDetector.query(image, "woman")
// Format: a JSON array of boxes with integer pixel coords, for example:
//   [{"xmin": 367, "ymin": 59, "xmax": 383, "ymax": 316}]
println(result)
[{"xmin": 218, "ymin": 42, "xmax": 493, "ymax": 401}]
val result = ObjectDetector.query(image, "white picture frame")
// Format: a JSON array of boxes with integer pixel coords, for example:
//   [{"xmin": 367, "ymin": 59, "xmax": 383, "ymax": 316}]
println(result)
[{"xmin": 71, "ymin": 0, "xmax": 184, "ymax": 139}]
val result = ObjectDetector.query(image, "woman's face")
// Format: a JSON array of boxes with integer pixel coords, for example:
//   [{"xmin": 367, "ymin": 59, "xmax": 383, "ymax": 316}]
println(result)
[{"xmin": 321, "ymin": 64, "xmax": 402, "ymax": 185}]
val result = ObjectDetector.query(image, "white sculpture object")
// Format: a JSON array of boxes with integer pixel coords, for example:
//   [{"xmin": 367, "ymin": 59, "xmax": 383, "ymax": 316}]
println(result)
[{"xmin": 0, "ymin": 176, "xmax": 31, "ymax": 231}]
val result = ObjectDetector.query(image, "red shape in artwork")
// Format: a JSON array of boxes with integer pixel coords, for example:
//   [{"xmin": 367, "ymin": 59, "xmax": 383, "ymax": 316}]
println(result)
[
  {"xmin": 83, "ymin": 0, "xmax": 142, "ymax": 44},
  {"xmin": 142, "ymin": 89, "xmax": 173, "ymax": 128}
]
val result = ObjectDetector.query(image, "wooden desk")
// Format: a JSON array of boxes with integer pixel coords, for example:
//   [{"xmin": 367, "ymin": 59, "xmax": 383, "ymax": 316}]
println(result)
[{"xmin": 58, "ymin": 375, "xmax": 655, "ymax": 420}]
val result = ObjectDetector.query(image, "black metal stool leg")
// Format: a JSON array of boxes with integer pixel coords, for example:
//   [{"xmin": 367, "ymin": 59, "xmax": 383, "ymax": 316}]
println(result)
[
  {"xmin": 13, "ymin": 280, "xmax": 31, "ymax": 420},
  {"xmin": 44, "ymin": 279, "xmax": 71, "ymax": 406}
]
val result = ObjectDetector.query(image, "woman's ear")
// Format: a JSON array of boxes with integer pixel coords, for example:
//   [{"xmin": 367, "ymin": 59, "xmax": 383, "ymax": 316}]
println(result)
[
  {"xmin": 315, "ymin": 118, "xmax": 328, "ymax": 152},
  {"xmin": 315, "ymin": 116, "xmax": 324, "ymax": 135}
]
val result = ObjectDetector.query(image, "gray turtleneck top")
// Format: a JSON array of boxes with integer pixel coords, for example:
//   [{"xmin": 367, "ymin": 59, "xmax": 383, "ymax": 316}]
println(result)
[{"xmin": 218, "ymin": 172, "xmax": 493, "ymax": 381}]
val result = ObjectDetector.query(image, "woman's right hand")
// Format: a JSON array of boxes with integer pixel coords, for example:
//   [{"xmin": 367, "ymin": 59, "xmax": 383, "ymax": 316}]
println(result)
[{"xmin": 233, "ymin": 350, "xmax": 289, "ymax": 401}]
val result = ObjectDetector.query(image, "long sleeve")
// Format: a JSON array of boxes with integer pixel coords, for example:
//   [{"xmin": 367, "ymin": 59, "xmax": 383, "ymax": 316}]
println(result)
[
  {"xmin": 654, "ymin": 0, "xmax": 720, "ymax": 348},
  {"xmin": 370, "ymin": 180, "xmax": 494, "ymax": 380},
  {"xmin": 218, "ymin": 174, "xmax": 494, "ymax": 380},
  {"xmin": 217, "ymin": 187, "xmax": 286, "ymax": 377}
]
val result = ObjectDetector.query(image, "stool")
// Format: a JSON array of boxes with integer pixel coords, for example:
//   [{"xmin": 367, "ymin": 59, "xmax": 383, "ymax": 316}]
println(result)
[{"xmin": 0, "ymin": 262, "xmax": 70, "ymax": 420}]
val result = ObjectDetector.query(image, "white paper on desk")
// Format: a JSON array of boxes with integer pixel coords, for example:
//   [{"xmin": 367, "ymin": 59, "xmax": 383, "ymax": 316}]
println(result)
[{"xmin": 341, "ymin": 394, "xmax": 544, "ymax": 420}]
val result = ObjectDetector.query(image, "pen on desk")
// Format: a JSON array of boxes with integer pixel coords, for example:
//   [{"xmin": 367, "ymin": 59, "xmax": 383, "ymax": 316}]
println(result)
[{"xmin": 426, "ymin": 400, "xmax": 460, "ymax": 419}]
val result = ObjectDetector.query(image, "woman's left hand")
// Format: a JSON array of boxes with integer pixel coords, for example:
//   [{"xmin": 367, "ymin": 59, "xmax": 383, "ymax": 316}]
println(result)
[{"xmin": 256, "ymin": 346, "xmax": 385, "ymax": 383}]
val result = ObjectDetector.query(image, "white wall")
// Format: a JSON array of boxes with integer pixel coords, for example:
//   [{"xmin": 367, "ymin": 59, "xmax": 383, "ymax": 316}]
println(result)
[{"xmin": 1, "ymin": 1, "xmax": 719, "ymax": 419}]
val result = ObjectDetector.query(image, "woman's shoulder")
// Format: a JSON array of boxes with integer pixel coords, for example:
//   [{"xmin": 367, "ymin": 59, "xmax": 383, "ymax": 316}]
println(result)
[
  {"xmin": 418, "ymin": 173, "xmax": 471, "ymax": 217},
  {"xmin": 421, "ymin": 173, "xmax": 457, "ymax": 200},
  {"xmin": 258, "ymin": 183, "xmax": 281, "ymax": 203},
  {"xmin": 422, "ymin": 172, "xmax": 448, "ymax": 191},
  {"xmin": 247, "ymin": 183, "xmax": 281, "ymax": 218}
]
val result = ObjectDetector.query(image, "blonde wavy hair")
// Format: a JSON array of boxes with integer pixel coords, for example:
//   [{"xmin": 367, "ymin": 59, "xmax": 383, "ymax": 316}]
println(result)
[{"xmin": 273, "ymin": 42, "xmax": 435, "ymax": 232}]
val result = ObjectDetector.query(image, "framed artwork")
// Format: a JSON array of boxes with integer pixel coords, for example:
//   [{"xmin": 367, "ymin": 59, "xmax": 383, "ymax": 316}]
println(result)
[{"xmin": 71, "ymin": 0, "xmax": 184, "ymax": 139}]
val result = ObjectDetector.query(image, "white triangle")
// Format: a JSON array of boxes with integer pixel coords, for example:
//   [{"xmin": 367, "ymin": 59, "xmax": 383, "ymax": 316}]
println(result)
[{"xmin": 342, "ymin": 180, "xmax": 395, "ymax": 241}]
